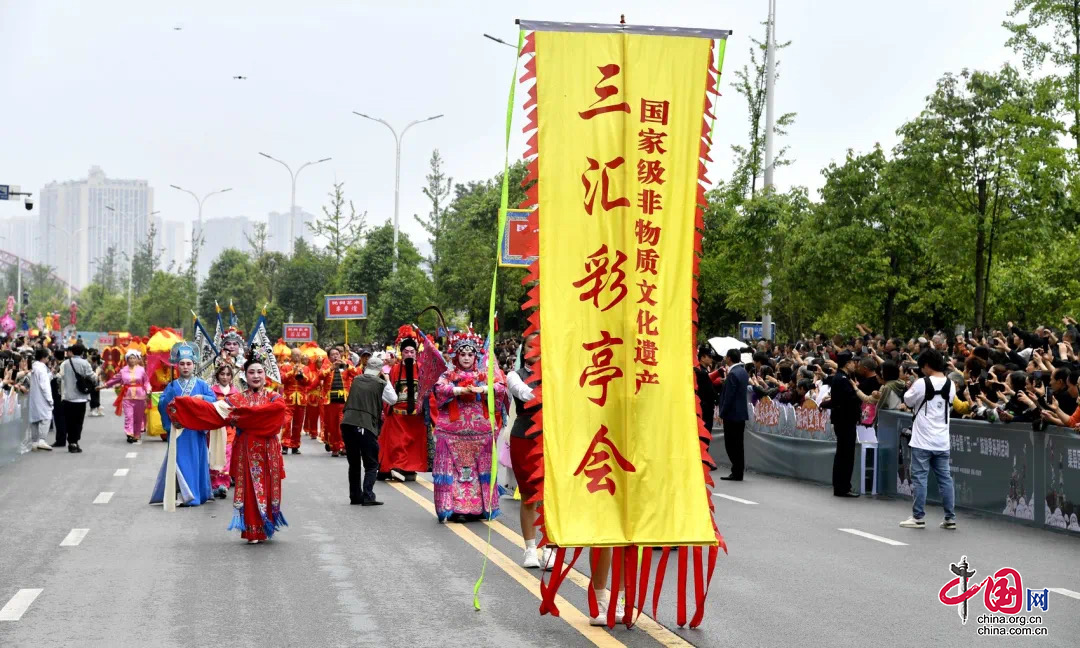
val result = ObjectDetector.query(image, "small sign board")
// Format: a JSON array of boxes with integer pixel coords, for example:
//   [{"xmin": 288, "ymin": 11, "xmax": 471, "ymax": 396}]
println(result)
[
  {"xmin": 738, "ymin": 321, "xmax": 776, "ymax": 341},
  {"xmin": 283, "ymin": 323, "xmax": 315, "ymax": 343},
  {"xmin": 499, "ymin": 208, "xmax": 538, "ymax": 268},
  {"xmin": 324, "ymin": 294, "xmax": 367, "ymax": 320},
  {"xmin": 0, "ymin": 185, "xmax": 8, "ymax": 201}
]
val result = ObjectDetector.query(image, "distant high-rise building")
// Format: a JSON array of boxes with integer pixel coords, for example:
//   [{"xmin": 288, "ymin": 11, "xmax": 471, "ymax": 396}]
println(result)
[
  {"xmin": 267, "ymin": 208, "xmax": 317, "ymax": 254},
  {"xmin": 0, "ymin": 216, "xmax": 40, "ymax": 265},
  {"xmin": 38, "ymin": 166, "xmax": 153, "ymax": 289},
  {"xmin": 199, "ymin": 216, "xmax": 253, "ymax": 276},
  {"xmin": 153, "ymin": 217, "xmax": 188, "ymax": 272}
]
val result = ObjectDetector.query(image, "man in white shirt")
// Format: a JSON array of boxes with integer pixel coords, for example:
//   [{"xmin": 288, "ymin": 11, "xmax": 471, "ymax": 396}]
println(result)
[
  {"xmin": 27, "ymin": 348, "xmax": 54, "ymax": 451},
  {"xmin": 899, "ymin": 349, "xmax": 957, "ymax": 530}
]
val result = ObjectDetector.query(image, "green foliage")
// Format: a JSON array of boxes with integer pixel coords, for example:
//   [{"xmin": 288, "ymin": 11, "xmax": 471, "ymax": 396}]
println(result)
[
  {"xmin": 133, "ymin": 271, "xmax": 196, "ymax": 333},
  {"xmin": 311, "ymin": 182, "xmax": 365, "ymax": 265},
  {"xmin": 198, "ymin": 249, "xmax": 259, "ymax": 331},
  {"xmin": 367, "ymin": 264, "xmax": 434, "ymax": 341}
]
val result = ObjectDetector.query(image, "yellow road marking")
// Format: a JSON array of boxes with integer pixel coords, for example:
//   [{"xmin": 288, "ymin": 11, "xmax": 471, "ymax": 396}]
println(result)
[
  {"xmin": 410, "ymin": 477, "xmax": 695, "ymax": 648},
  {"xmin": 387, "ymin": 481, "xmax": 627, "ymax": 648}
]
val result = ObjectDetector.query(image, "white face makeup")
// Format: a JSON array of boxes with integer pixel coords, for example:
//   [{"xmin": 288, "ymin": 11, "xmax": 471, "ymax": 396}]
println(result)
[{"xmin": 246, "ymin": 363, "xmax": 266, "ymax": 389}]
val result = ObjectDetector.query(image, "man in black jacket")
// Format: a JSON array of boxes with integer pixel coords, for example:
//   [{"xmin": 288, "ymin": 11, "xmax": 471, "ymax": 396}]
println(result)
[
  {"xmin": 694, "ymin": 345, "xmax": 718, "ymax": 447},
  {"xmin": 341, "ymin": 357, "xmax": 398, "ymax": 506},
  {"xmin": 717, "ymin": 348, "xmax": 749, "ymax": 481},
  {"xmin": 828, "ymin": 352, "xmax": 861, "ymax": 497}
]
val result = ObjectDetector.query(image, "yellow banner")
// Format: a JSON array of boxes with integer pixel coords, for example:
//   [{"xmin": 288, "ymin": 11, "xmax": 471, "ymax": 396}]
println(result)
[{"xmin": 536, "ymin": 30, "xmax": 715, "ymax": 546}]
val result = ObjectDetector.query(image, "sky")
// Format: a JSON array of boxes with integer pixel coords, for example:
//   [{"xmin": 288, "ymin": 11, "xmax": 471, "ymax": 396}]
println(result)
[{"xmin": 0, "ymin": 0, "xmax": 1025, "ymax": 260}]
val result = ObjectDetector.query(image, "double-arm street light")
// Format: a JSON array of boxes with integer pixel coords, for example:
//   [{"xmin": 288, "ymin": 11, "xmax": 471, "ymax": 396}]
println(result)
[
  {"xmin": 257, "ymin": 153, "xmax": 331, "ymax": 255},
  {"xmin": 352, "ymin": 111, "xmax": 443, "ymax": 271},
  {"xmin": 169, "ymin": 185, "xmax": 232, "ymax": 310}
]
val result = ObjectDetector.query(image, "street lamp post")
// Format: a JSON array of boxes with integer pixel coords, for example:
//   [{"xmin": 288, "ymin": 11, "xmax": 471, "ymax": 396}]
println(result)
[
  {"xmin": 352, "ymin": 111, "xmax": 443, "ymax": 271},
  {"xmin": 258, "ymin": 153, "xmax": 331, "ymax": 255},
  {"xmin": 169, "ymin": 185, "xmax": 232, "ymax": 310}
]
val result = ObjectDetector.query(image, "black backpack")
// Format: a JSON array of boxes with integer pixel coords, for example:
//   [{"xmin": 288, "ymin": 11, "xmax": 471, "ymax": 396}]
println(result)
[
  {"xmin": 71, "ymin": 362, "xmax": 95, "ymax": 395},
  {"xmin": 915, "ymin": 376, "xmax": 951, "ymax": 423}
]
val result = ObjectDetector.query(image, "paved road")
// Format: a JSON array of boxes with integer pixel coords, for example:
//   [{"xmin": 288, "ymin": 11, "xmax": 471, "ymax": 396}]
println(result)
[{"xmin": 1, "ymin": 411, "xmax": 1078, "ymax": 647}]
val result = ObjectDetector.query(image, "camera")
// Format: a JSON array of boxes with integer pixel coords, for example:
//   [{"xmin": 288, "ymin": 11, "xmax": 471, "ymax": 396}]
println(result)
[{"xmin": 23, "ymin": 198, "xmax": 33, "ymax": 211}]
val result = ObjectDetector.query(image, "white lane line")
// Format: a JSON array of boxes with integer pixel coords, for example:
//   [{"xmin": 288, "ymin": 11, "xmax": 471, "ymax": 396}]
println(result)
[
  {"xmin": 1048, "ymin": 588, "xmax": 1080, "ymax": 600},
  {"xmin": 59, "ymin": 529, "xmax": 89, "ymax": 547},
  {"xmin": 838, "ymin": 528, "xmax": 908, "ymax": 546},
  {"xmin": 113, "ymin": 468, "xmax": 129, "ymax": 477},
  {"xmin": 93, "ymin": 492, "xmax": 114, "ymax": 504},
  {"xmin": 125, "ymin": 452, "xmax": 137, "ymax": 459},
  {"xmin": 713, "ymin": 492, "xmax": 759, "ymax": 505},
  {"xmin": 0, "ymin": 588, "xmax": 43, "ymax": 621}
]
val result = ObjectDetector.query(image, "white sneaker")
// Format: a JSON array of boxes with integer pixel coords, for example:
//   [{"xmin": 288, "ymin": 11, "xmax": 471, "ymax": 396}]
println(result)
[
  {"xmin": 940, "ymin": 518, "xmax": 957, "ymax": 530},
  {"xmin": 541, "ymin": 546, "xmax": 557, "ymax": 571},
  {"xmin": 34, "ymin": 440, "xmax": 53, "ymax": 451},
  {"xmin": 589, "ymin": 593, "xmax": 626, "ymax": 626},
  {"xmin": 899, "ymin": 516, "xmax": 926, "ymax": 529},
  {"xmin": 522, "ymin": 547, "xmax": 540, "ymax": 569}
]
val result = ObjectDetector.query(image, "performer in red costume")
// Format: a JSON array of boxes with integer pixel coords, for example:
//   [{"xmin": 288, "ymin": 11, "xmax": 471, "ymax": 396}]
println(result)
[
  {"xmin": 321, "ymin": 345, "xmax": 358, "ymax": 457},
  {"xmin": 279, "ymin": 348, "xmax": 310, "ymax": 455},
  {"xmin": 378, "ymin": 326, "xmax": 430, "ymax": 480},
  {"xmin": 167, "ymin": 346, "xmax": 288, "ymax": 544}
]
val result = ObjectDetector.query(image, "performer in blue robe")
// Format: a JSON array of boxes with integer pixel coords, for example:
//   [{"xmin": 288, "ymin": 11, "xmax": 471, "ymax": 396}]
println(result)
[{"xmin": 150, "ymin": 342, "xmax": 216, "ymax": 507}]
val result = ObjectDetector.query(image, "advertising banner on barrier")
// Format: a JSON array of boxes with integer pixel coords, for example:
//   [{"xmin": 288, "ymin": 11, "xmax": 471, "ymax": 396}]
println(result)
[
  {"xmin": 750, "ymin": 398, "xmax": 835, "ymax": 441},
  {"xmin": 1044, "ymin": 431, "xmax": 1080, "ymax": 532}
]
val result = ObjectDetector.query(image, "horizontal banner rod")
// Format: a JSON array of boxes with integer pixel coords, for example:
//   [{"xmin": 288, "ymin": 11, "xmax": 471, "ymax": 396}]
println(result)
[{"xmin": 516, "ymin": 19, "xmax": 730, "ymax": 39}]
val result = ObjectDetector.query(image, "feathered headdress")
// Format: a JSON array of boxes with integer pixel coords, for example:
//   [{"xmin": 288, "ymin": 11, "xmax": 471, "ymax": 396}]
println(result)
[
  {"xmin": 396, "ymin": 324, "xmax": 419, "ymax": 351},
  {"xmin": 449, "ymin": 328, "xmax": 483, "ymax": 357}
]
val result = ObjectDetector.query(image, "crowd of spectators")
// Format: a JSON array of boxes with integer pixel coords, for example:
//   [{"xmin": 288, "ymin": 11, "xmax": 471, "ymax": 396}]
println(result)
[{"xmin": 705, "ymin": 318, "xmax": 1080, "ymax": 431}]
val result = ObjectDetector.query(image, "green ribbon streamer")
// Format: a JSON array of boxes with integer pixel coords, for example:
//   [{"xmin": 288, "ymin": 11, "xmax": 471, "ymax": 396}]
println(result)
[
  {"xmin": 707, "ymin": 38, "xmax": 728, "ymax": 147},
  {"xmin": 474, "ymin": 27, "xmax": 525, "ymax": 612}
]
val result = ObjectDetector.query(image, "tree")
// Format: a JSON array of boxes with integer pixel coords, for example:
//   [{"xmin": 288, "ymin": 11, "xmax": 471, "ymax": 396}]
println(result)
[
  {"xmin": 1005, "ymin": 0, "xmax": 1080, "ymax": 153},
  {"xmin": 90, "ymin": 246, "xmax": 120, "ymax": 295},
  {"xmin": 415, "ymin": 149, "xmax": 453, "ymax": 287},
  {"xmin": 728, "ymin": 19, "xmax": 797, "ymax": 200},
  {"xmin": 895, "ymin": 65, "xmax": 1066, "ymax": 328},
  {"xmin": 813, "ymin": 147, "xmax": 927, "ymax": 338},
  {"xmin": 198, "ymin": 249, "xmax": 259, "ymax": 331},
  {"xmin": 133, "ymin": 271, "xmax": 196, "ymax": 333},
  {"xmin": 131, "ymin": 221, "xmax": 160, "ymax": 299},
  {"xmin": 434, "ymin": 163, "xmax": 529, "ymax": 335},
  {"xmin": 275, "ymin": 238, "xmax": 337, "ymax": 333},
  {"xmin": 367, "ymin": 265, "xmax": 435, "ymax": 341},
  {"xmin": 310, "ymin": 182, "xmax": 365, "ymax": 264}
]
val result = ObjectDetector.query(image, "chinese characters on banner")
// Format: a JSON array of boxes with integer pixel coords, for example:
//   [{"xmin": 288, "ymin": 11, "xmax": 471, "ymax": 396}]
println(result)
[
  {"xmin": 324, "ymin": 294, "xmax": 368, "ymax": 320},
  {"xmin": 534, "ymin": 30, "xmax": 717, "ymax": 547},
  {"xmin": 282, "ymin": 323, "xmax": 315, "ymax": 343}
]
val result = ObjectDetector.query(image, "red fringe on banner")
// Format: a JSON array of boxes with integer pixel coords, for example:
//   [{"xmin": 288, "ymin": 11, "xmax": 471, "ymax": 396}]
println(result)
[{"xmin": 517, "ymin": 32, "xmax": 726, "ymax": 631}]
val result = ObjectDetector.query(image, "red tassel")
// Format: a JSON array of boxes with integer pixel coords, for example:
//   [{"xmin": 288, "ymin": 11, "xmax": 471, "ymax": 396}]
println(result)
[
  {"xmin": 608, "ymin": 547, "xmax": 624, "ymax": 629},
  {"xmin": 690, "ymin": 546, "xmax": 706, "ymax": 628},
  {"xmin": 538, "ymin": 547, "xmax": 568, "ymax": 615},
  {"xmin": 623, "ymin": 545, "xmax": 638, "ymax": 627},
  {"xmin": 635, "ymin": 547, "xmax": 653, "ymax": 626},
  {"xmin": 652, "ymin": 547, "xmax": 671, "ymax": 620},
  {"xmin": 588, "ymin": 548, "xmax": 601, "ymax": 618},
  {"xmin": 677, "ymin": 546, "xmax": 688, "ymax": 627}
]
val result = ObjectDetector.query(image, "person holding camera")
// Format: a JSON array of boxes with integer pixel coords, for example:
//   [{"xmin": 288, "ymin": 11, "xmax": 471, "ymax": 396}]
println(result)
[
  {"xmin": 899, "ymin": 349, "xmax": 957, "ymax": 530},
  {"xmin": 320, "ymin": 345, "xmax": 358, "ymax": 458},
  {"xmin": 59, "ymin": 343, "xmax": 96, "ymax": 453},
  {"xmin": 340, "ymin": 356, "xmax": 398, "ymax": 505}
]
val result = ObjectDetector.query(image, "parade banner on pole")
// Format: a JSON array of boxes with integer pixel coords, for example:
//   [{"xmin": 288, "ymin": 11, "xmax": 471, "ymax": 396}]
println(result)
[
  {"xmin": 498, "ymin": 208, "xmax": 538, "ymax": 267},
  {"xmin": 324, "ymin": 294, "xmax": 368, "ymax": 320},
  {"xmin": 515, "ymin": 19, "xmax": 729, "ymax": 628},
  {"xmin": 283, "ymin": 323, "xmax": 315, "ymax": 343}
]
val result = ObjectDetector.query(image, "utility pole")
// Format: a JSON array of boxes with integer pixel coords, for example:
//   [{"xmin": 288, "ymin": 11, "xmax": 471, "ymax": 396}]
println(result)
[
  {"xmin": 170, "ymin": 185, "xmax": 232, "ymax": 311},
  {"xmin": 760, "ymin": 0, "xmax": 777, "ymax": 341},
  {"xmin": 257, "ymin": 153, "xmax": 331, "ymax": 255}
]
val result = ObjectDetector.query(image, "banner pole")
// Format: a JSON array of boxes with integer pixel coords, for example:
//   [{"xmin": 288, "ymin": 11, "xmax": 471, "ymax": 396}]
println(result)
[{"xmin": 345, "ymin": 320, "xmax": 349, "ymax": 346}]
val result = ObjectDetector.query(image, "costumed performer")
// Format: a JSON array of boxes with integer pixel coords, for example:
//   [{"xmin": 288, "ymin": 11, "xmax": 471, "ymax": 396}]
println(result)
[
  {"xmin": 279, "ymin": 348, "xmax": 310, "ymax": 454},
  {"xmin": 321, "ymin": 345, "xmax": 358, "ymax": 458},
  {"xmin": 209, "ymin": 361, "xmax": 237, "ymax": 499},
  {"xmin": 101, "ymin": 349, "xmax": 151, "ymax": 443},
  {"xmin": 150, "ymin": 342, "xmax": 216, "ymax": 507},
  {"xmin": 432, "ymin": 331, "xmax": 506, "ymax": 522},
  {"xmin": 221, "ymin": 328, "xmax": 246, "ymax": 387},
  {"xmin": 379, "ymin": 325, "xmax": 429, "ymax": 480},
  {"xmin": 166, "ymin": 346, "xmax": 288, "ymax": 544},
  {"xmin": 506, "ymin": 331, "xmax": 555, "ymax": 570},
  {"xmin": 303, "ymin": 344, "xmax": 327, "ymax": 443}
]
